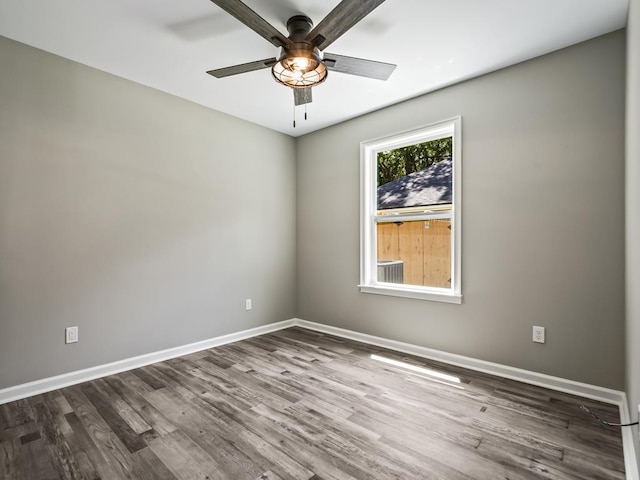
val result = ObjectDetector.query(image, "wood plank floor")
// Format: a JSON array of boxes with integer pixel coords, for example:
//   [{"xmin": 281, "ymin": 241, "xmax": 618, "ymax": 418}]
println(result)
[{"xmin": 0, "ymin": 327, "xmax": 626, "ymax": 479}]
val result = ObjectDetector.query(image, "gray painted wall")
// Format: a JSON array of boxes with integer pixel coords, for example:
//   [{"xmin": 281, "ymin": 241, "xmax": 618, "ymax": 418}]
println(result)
[
  {"xmin": 0, "ymin": 36, "xmax": 297, "ymax": 389},
  {"xmin": 626, "ymin": 0, "xmax": 640, "ymax": 467},
  {"xmin": 297, "ymin": 31, "xmax": 626, "ymax": 389}
]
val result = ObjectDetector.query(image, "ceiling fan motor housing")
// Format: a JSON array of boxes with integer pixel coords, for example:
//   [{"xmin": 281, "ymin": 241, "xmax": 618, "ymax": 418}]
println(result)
[{"xmin": 286, "ymin": 15, "xmax": 314, "ymax": 40}]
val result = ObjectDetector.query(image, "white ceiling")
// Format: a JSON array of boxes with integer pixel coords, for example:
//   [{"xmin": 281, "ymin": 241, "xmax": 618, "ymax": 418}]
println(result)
[{"xmin": 0, "ymin": 0, "xmax": 628, "ymax": 137}]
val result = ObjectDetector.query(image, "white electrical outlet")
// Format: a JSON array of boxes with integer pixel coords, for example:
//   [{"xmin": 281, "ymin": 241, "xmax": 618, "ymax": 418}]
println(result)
[
  {"xmin": 532, "ymin": 326, "xmax": 545, "ymax": 344},
  {"xmin": 245, "ymin": 299, "xmax": 252, "ymax": 310},
  {"xmin": 65, "ymin": 326, "xmax": 79, "ymax": 344}
]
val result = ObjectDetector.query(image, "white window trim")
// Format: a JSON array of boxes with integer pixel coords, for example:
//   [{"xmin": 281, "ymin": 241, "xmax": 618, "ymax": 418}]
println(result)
[{"xmin": 359, "ymin": 117, "xmax": 462, "ymax": 304}]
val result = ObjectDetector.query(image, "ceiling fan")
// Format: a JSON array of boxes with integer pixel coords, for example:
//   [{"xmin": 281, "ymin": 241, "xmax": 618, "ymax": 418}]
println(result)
[{"xmin": 206, "ymin": 0, "xmax": 396, "ymax": 112}]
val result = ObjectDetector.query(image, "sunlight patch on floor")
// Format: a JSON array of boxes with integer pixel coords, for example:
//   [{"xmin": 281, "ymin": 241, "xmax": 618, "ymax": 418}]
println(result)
[{"xmin": 370, "ymin": 354, "xmax": 463, "ymax": 388}]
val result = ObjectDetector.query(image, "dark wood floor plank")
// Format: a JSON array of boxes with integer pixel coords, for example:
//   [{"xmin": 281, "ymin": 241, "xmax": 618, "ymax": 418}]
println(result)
[
  {"xmin": 0, "ymin": 420, "xmax": 38, "ymax": 444},
  {"xmin": 63, "ymin": 386, "xmax": 136, "ymax": 479},
  {"xmin": 80, "ymin": 382, "xmax": 147, "ymax": 454},
  {"xmin": 39, "ymin": 392, "xmax": 100, "ymax": 480},
  {"xmin": 64, "ymin": 411, "xmax": 116, "ymax": 480},
  {"xmin": 18, "ymin": 436, "xmax": 62, "ymax": 480},
  {"xmin": 200, "ymin": 351, "xmax": 235, "ymax": 370},
  {"xmin": 101, "ymin": 374, "xmax": 176, "ymax": 437},
  {"xmin": 29, "ymin": 399, "xmax": 84, "ymax": 480},
  {"xmin": 0, "ymin": 439, "xmax": 22, "ymax": 480},
  {"xmin": 103, "ymin": 388, "xmax": 151, "ymax": 435},
  {"xmin": 147, "ymin": 429, "xmax": 228, "ymax": 480},
  {"xmin": 0, "ymin": 404, "xmax": 11, "ymax": 431},
  {"xmin": 130, "ymin": 368, "xmax": 165, "ymax": 391},
  {"xmin": 0, "ymin": 327, "xmax": 626, "ymax": 479},
  {"xmin": 130, "ymin": 447, "xmax": 178, "ymax": 480}
]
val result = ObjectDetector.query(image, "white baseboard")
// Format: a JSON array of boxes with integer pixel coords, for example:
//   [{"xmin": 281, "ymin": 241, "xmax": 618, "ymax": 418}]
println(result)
[
  {"xmin": 0, "ymin": 319, "xmax": 295, "ymax": 405},
  {"xmin": 1, "ymin": 317, "xmax": 637, "ymax": 479}
]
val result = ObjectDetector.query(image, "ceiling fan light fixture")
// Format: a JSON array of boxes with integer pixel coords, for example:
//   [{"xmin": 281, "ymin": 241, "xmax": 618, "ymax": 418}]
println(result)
[{"xmin": 272, "ymin": 49, "xmax": 327, "ymax": 88}]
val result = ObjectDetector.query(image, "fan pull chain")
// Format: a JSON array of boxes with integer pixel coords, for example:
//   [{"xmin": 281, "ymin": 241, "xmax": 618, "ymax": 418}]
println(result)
[{"xmin": 293, "ymin": 104, "xmax": 310, "ymax": 128}]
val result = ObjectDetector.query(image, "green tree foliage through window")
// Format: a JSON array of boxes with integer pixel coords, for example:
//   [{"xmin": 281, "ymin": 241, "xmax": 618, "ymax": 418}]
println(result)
[{"xmin": 377, "ymin": 137, "xmax": 452, "ymax": 187}]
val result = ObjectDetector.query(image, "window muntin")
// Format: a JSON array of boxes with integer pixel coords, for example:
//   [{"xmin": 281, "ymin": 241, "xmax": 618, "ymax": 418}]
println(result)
[{"xmin": 360, "ymin": 118, "xmax": 461, "ymax": 303}]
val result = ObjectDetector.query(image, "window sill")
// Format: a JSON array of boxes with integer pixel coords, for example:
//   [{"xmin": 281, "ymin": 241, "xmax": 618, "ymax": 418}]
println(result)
[{"xmin": 359, "ymin": 284, "xmax": 463, "ymax": 304}]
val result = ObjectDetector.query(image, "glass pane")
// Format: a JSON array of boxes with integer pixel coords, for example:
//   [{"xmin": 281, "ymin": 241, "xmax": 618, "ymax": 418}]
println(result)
[
  {"xmin": 376, "ymin": 219, "xmax": 451, "ymax": 288},
  {"xmin": 377, "ymin": 137, "xmax": 453, "ymax": 213}
]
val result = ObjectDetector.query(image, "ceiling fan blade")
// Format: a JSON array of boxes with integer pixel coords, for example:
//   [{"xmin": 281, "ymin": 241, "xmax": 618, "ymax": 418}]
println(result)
[
  {"xmin": 207, "ymin": 57, "xmax": 277, "ymax": 78},
  {"xmin": 294, "ymin": 87, "xmax": 313, "ymax": 106},
  {"xmin": 305, "ymin": 0, "xmax": 387, "ymax": 50},
  {"xmin": 209, "ymin": 0, "xmax": 294, "ymax": 48},
  {"xmin": 323, "ymin": 53, "xmax": 396, "ymax": 80}
]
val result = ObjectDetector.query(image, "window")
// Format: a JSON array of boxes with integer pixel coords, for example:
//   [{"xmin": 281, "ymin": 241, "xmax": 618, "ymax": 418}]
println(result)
[{"xmin": 360, "ymin": 117, "xmax": 462, "ymax": 303}]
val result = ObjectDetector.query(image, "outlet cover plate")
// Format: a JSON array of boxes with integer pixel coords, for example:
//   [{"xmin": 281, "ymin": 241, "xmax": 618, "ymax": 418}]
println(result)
[
  {"xmin": 245, "ymin": 299, "xmax": 252, "ymax": 311},
  {"xmin": 65, "ymin": 326, "xmax": 78, "ymax": 344},
  {"xmin": 533, "ymin": 326, "xmax": 545, "ymax": 343}
]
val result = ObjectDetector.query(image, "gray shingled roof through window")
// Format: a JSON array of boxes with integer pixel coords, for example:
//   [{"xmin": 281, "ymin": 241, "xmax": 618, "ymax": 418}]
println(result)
[{"xmin": 377, "ymin": 158, "xmax": 452, "ymax": 210}]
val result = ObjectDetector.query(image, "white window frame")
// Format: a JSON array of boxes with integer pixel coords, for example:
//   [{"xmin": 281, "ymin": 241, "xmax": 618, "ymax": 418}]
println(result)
[{"xmin": 359, "ymin": 117, "xmax": 462, "ymax": 304}]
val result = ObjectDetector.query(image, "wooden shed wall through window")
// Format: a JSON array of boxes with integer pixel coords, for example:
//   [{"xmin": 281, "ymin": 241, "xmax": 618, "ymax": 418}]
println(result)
[{"xmin": 376, "ymin": 218, "xmax": 451, "ymax": 288}]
